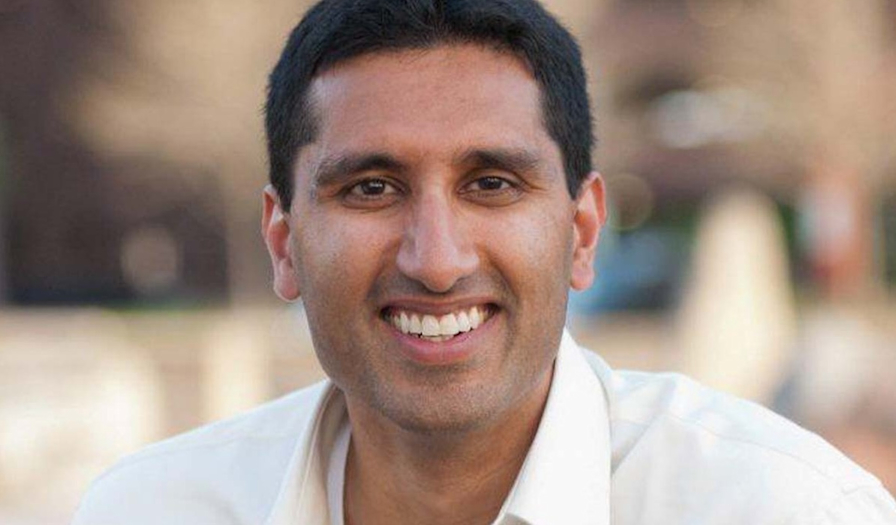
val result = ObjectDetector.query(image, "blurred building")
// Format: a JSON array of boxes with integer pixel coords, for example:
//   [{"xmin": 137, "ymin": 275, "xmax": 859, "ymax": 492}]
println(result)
[
  {"xmin": 2, "ymin": 0, "xmax": 896, "ymax": 523},
  {"xmin": 0, "ymin": 0, "xmax": 315, "ymax": 306},
  {"xmin": 2, "ymin": 0, "xmax": 895, "ymax": 307},
  {"xmin": 585, "ymin": 0, "xmax": 896, "ymax": 311}
]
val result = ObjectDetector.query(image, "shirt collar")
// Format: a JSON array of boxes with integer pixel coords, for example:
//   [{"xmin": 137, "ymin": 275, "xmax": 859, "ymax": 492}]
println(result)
[
  {"xmin": 265, "ymin": 330, "xmax": 612, "ymax": 525},
  {"xmin": 498, "ymin": 329, "xmax": 612, "ymax": 525},
  {"xmin": 264, "ymin": 384, "xmax": 345, "ymax": 525}
]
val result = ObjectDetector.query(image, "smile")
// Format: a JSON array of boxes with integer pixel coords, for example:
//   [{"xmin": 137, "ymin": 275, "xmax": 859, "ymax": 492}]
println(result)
[{"xmin": 386, "ymin": 305, "xmax": 495, "ymax": 342}]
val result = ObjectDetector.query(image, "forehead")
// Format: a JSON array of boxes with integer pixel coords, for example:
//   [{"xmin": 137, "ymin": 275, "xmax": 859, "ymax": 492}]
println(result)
[{"xmin": 302, "ymin": 44, "xmax": 559, "ymax": 168}]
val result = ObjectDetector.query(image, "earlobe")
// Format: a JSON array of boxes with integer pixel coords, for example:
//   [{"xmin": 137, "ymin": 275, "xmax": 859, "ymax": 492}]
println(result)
[
  {"xmin": 261, "ymin": 185, "xmax": 301, "ymax": 301},
  {"xmin": 570, "ymin": 172, "xmax": 607, "ymax": 291}
]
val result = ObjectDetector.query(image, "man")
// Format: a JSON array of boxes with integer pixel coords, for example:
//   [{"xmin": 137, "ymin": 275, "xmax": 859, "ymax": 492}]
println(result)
[{"xmin": 74, "ymin": 0, "xmax": 896, "ymax": 524}]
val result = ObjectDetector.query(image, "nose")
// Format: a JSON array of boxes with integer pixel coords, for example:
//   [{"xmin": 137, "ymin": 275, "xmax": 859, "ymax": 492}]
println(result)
[{"xmin": 396, "ymin": 193, "xmax": 480, "ymax": 293}]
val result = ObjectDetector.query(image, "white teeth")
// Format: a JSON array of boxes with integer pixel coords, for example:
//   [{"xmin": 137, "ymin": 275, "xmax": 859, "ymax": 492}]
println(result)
[
  {"xmin": 400, "ymin": 312, "xmax": 409, "ymax": 333},
  {"xmin": 389, "ymin": 306, "xmax": 491, "ymax": 339},
  {"xmin": 421, "ymin": 315, "xmax": 440, "ymax": 336},
  {"xmin": 457, "ymin": 311, "xmax": 471, "ymax": 332},
  {"xmin": 469, "ymin": 307, "xmax": 481, "ymax": 329},
  {"xmin": 439, "ymin": 314, "xmax": 460, "ymax": 336}
]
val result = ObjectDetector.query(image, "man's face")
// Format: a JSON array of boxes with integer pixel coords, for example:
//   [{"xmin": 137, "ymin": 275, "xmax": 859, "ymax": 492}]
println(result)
[{"xmin": 263, "ymin": 44, "xmax": 604, "ymax": 434}]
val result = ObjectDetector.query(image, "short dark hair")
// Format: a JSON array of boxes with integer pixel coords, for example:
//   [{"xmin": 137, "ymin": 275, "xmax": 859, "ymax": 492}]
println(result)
[{"xmin": 265, "ymin": 0, "xmax": 593, "ymax": 208}]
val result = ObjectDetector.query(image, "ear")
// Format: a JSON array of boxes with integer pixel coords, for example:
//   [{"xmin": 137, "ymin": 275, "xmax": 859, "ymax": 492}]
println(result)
[
  {"xmin": 261, "ymin": 185, "xmax": 301, "ymax": 301},
  {"xmin": 570, "ymin": 172, "xmax": 607, "ymax": 291}
]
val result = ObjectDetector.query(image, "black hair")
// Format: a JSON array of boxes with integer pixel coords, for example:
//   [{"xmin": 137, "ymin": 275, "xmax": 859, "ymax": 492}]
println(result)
[{"xmin": 265, "ymin": 0, "xmax": 593, "ymax": 208}]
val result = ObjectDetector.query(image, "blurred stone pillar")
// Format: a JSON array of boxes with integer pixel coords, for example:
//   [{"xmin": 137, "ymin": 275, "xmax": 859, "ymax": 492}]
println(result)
[
  {"xmin": 677, "ymin": 188, "xmax": 797, "ymax": 402},
  {"xmin": 791, "ymin": 0, "xmax": 889, "ymax": 299},
  {"xmin": 94, "ymin": 347, "xmax": 166, "ymax": 455},
  {"xmin": 0, "ymin": 122, "xmax": 5, "ymax": 301},
  {"xmin": 0, "ymin": 311, "xmax": 164, "ymax": 518},
  {"xmin": 798, "ymin": 162, "xmax": 874, "ymax": 299},
  {"xmin": 0, "ymin": 182, "xmax": 6, "ymax": 303},
  {"xmin": 202, "ymin": 312, "xmax": 272, "ymax": 422}
]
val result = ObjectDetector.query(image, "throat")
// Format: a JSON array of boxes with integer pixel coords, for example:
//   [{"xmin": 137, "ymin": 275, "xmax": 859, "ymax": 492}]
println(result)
[
  {"xmin": 344, "ymin": 438, "xmax": 519, "ymax": 525},
  {"xmin": 341, "ymin": 382, "xmax": 550, "ymax": 525}
]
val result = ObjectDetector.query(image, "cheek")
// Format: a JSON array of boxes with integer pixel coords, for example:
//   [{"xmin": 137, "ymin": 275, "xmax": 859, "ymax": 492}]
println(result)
[
  {"xmin": 496, "ymin": 206, "xmax": 573, "ymax": 267},
  {"xmin": 483, "ymin": 208, "xmax": 575, "ymax": 302},
  {"xmin": 294, "ymin": 214, "xmax": 395, "ymax": 302},
  {"xmin": 294, "ymin": 217, "xmax": 396, "ymax": 381}
]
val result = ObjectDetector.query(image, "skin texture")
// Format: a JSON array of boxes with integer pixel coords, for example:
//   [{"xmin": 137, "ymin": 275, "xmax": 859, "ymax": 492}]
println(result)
[{"xmin": 262, "ymin": 44, "xmax": 605, "ymax": 525}]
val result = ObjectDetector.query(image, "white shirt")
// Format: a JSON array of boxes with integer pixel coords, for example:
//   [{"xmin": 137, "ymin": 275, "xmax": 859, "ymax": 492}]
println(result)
[{"xmin": 73, "ymin": 331, "xmax": 896, "ymax": 524}]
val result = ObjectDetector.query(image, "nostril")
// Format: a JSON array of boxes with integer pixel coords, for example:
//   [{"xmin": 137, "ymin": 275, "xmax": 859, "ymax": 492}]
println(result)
[{"xmin": 396, "ymin": 241, "xmax": 480, "ymax": 292}]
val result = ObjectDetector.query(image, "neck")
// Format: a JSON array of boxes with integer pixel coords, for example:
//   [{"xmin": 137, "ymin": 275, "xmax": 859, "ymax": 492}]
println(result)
[{"xmin": 342, "ymin": 367, "xmax": 552, "ymax": 525}]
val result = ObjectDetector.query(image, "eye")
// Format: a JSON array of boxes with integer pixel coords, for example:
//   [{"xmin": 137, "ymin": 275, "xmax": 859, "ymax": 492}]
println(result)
[
  {"xmin": 342, "ymin": 177, "xmax": 401, "ymax": 208},
  {"xmin": 348, "ymin": 178, "xmax": 396, "ymax": 197},
  {"xmin": 470, "ymin": 176, "xmax": 513, "ymax": 192},
  {"xmin": 460, "ymin": 175, "xmax": 523, "ymax": 206}
]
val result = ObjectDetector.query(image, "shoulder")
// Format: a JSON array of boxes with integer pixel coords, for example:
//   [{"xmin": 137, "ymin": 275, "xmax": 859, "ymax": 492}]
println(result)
[
  {"xmin": 72, "ymin": 380, "xmax": 332, "ymax": 525},
  {"xmin": 578, "ymin": 348, "xmax": 896, "ymax": 524}
]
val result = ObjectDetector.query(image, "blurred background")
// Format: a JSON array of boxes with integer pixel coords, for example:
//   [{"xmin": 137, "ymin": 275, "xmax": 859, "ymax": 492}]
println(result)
[{"xmin": 1, "ymin": 0, "xmax": 895, "ymax": 522}]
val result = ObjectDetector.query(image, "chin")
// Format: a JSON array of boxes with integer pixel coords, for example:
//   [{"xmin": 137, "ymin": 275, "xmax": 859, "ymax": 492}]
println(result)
[
  {"xmin": 370, "ymin": 378, "xmax": 519, "ymax": 438},
  {"xmin": 387, "ymin": 408, "xmax": 496, "ymax": 438}
]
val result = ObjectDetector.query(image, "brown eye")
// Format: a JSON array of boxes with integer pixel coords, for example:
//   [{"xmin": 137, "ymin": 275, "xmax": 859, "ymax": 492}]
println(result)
[
  {"xmin": 342, "ymin": 178, "xmax": 401, "ymax": 209},
  {"xmin": 461, "ymin": 175, "xmax": 523, "ymax": 206},
  {"xmin": 473, "ymin": 176, "xmax": 511, "ymax": 191},
  {"xmin": 349, "ymin": 179, "xmax": 395, "ymax": 197}
]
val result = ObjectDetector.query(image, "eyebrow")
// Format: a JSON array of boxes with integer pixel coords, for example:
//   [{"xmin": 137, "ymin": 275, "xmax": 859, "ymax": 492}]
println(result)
[
  {"xmin": 310, "ymin": 153, "xmax": 408, "ymax": 192},
  {"xmin": 308, "ymin": 146, "xmax": 546, "ymax": 194},
  {"xmin": 455, "ymin": 147, "xmax": 543, "ymax": 175}
]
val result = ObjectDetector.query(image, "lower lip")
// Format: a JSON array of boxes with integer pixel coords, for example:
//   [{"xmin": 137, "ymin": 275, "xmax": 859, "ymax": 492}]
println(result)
[{"xmin": 386, "ymin": 313, "xmax": 497, "ymax": 366}]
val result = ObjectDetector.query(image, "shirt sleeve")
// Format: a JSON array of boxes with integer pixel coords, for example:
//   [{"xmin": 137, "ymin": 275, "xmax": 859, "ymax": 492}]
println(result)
[
  {"xmin": 807, "ymin": 485, "xmax": 896, "ymax": 525},
  {"xmin": 71, "ymin": 473, "xmax": 162, "ymax": 525},
  {"xmin": 70, "ymin": 466, "xmax": 232, "ymax": 525}
]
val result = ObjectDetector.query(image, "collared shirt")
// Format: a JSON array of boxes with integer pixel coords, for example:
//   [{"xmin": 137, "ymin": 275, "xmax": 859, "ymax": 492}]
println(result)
[{"xmin": 73, "ymin": 331, "xmax": 896, "ymax": 524}]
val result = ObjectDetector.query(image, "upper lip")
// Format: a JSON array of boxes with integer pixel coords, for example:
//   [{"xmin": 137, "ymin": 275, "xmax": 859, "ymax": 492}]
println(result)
[{"xmin": 380, "ymin": 297, "xmax": 499, "ymax": 317}]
